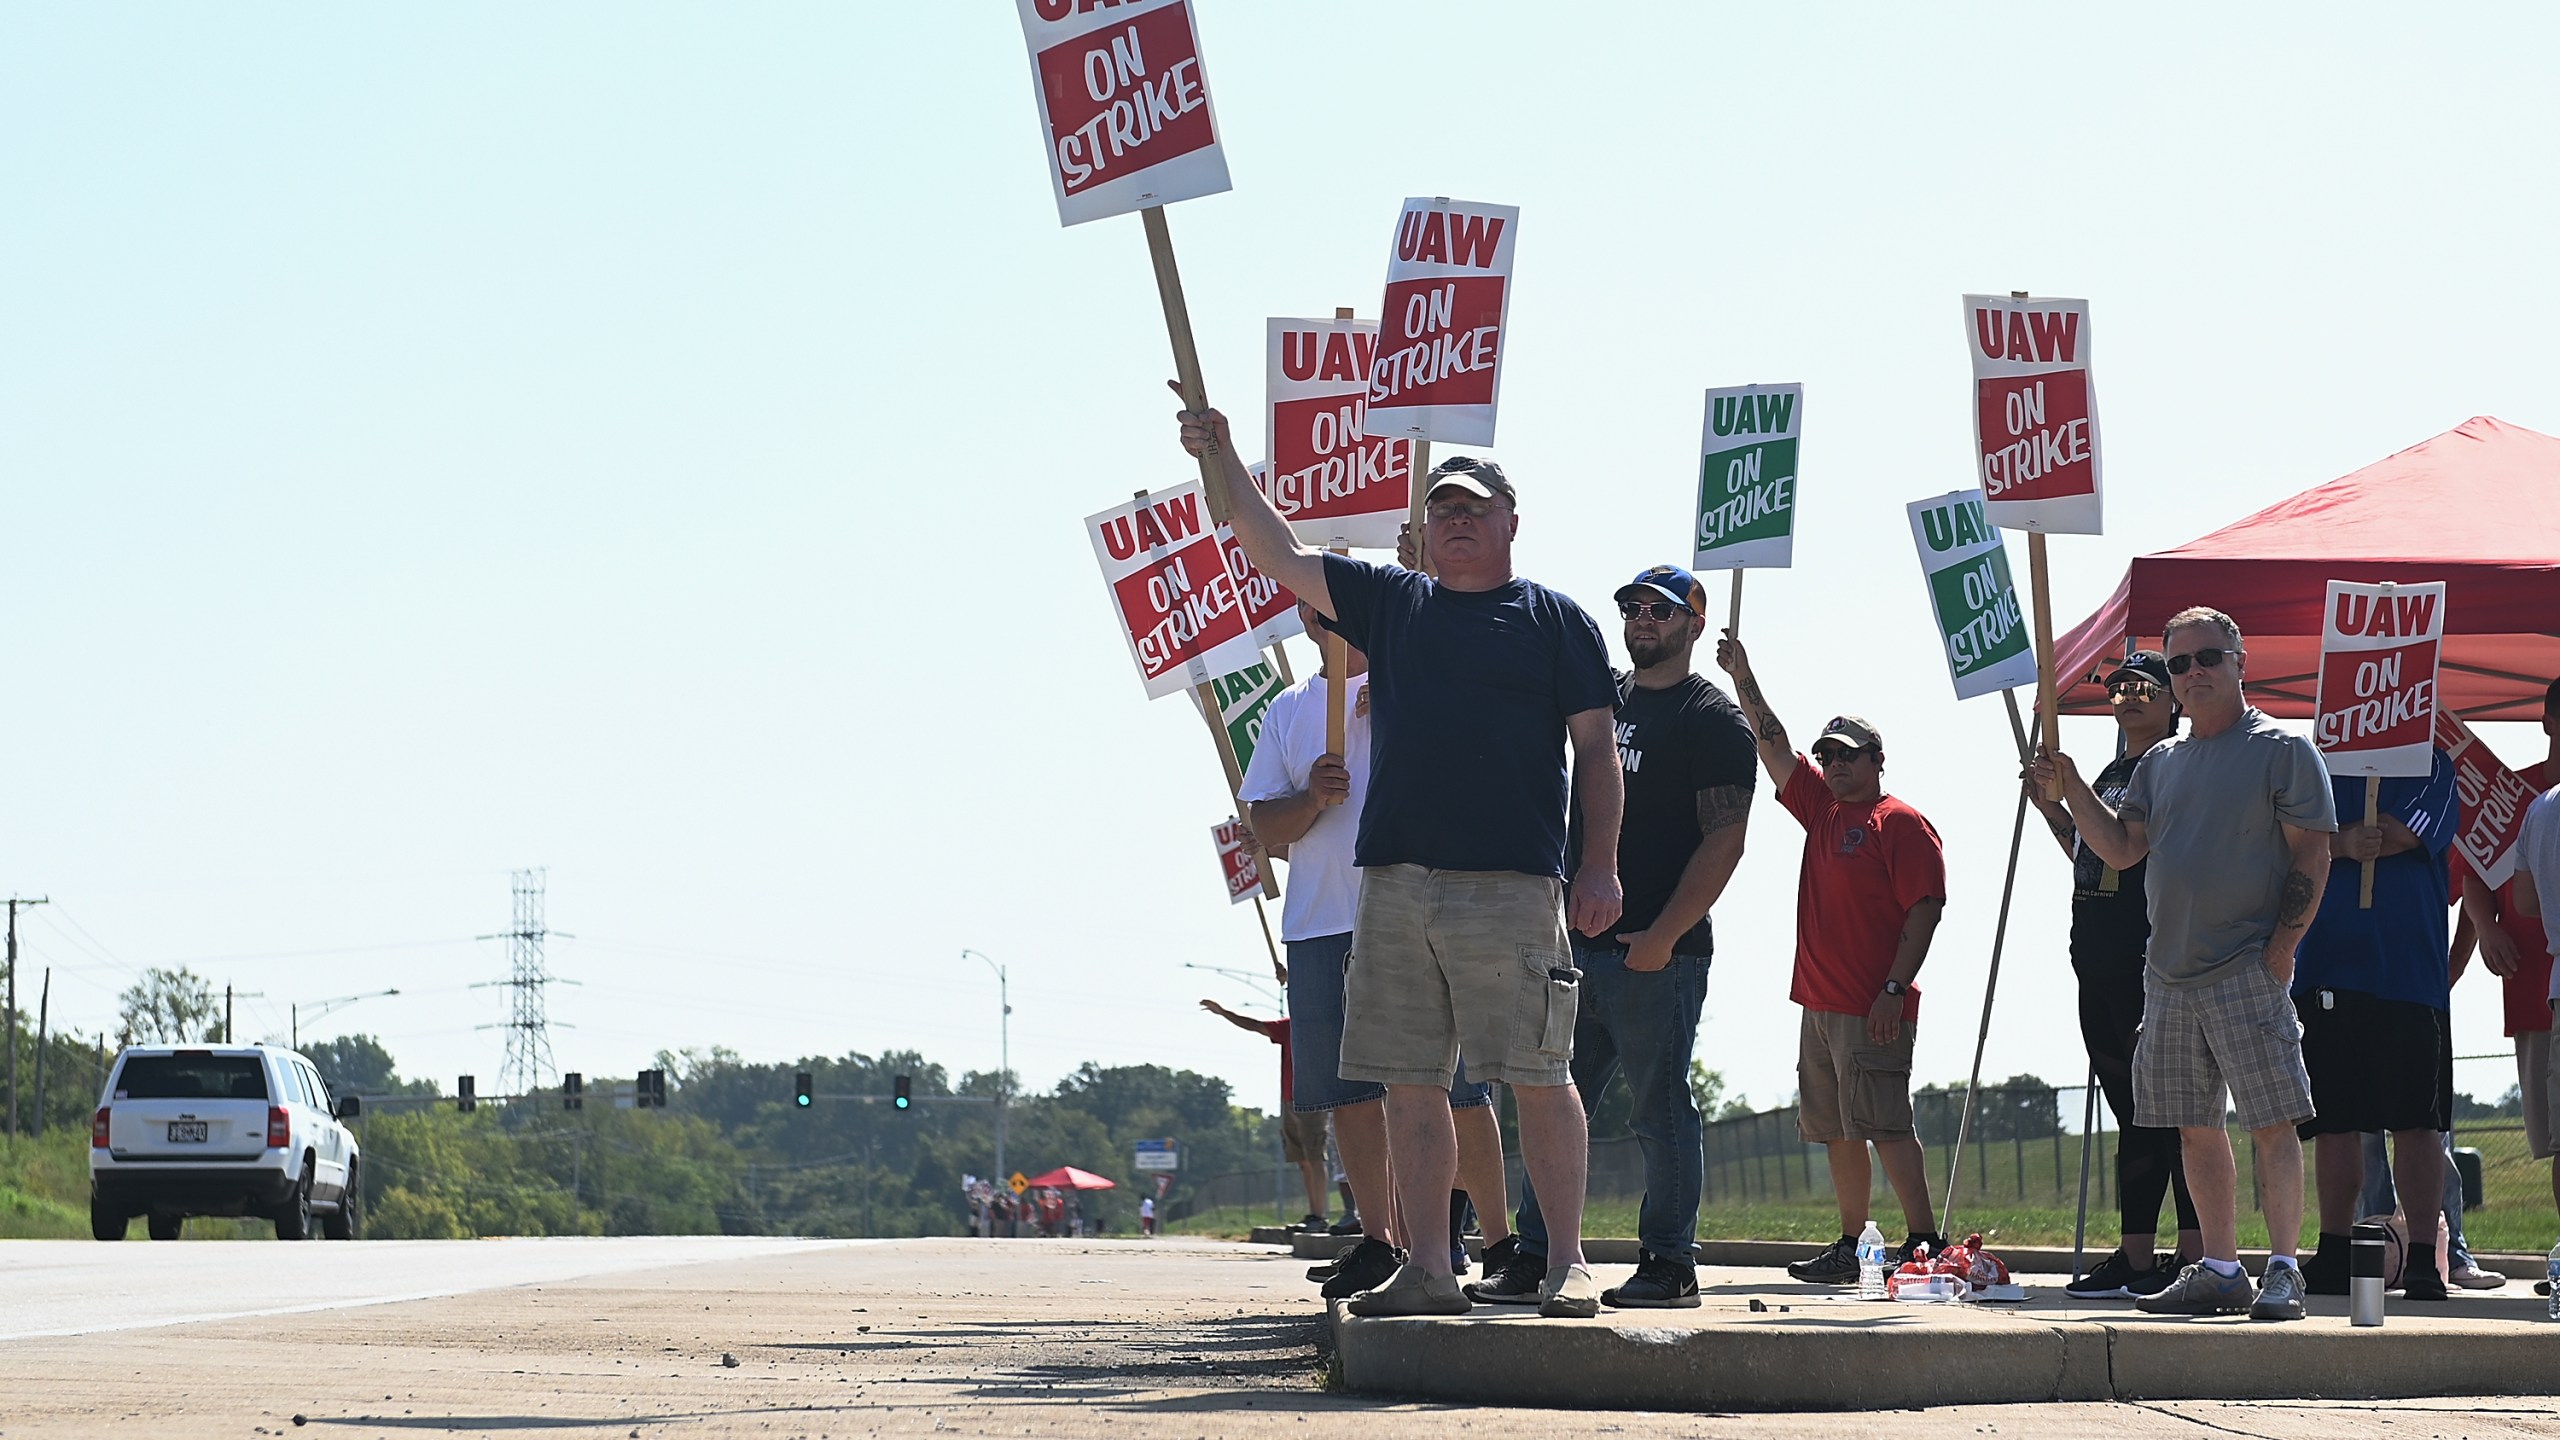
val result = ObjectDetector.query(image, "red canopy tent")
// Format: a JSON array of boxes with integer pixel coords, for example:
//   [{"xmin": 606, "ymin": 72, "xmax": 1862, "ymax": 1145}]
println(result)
[
  {"xmin": 1024, "ymin": 1165, "xmax": 1117, "ymax": 1191},
  {"xmin": 2055, "ymin": 416, "xmax": 2560, "ymax": 721}
]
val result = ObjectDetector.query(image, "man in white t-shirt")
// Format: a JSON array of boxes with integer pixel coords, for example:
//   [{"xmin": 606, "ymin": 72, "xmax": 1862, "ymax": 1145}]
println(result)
[
  {"xmin": 1240, "ymin": 602, "xmax": 1510, "ymax": 1300},
  {"xmin": 2509, "ymin": 779, "xmax": 2560, "ymax": 1264}
]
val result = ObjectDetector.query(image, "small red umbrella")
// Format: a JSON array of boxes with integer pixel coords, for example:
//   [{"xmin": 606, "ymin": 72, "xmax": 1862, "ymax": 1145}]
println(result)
[{"xmin": 1024, "ymin": 1165, "xmax": 1118, "ymax": 1191}]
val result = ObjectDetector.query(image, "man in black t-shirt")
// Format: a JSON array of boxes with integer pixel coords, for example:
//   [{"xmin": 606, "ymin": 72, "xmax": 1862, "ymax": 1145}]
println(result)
[
  {"xmin": 1471, "ymin": 565, "xmax": 1756, "ymax": 1310},
  {"xmin": 2027, "ymin": 650, "xmax": 2200, "ymax": 1298}
]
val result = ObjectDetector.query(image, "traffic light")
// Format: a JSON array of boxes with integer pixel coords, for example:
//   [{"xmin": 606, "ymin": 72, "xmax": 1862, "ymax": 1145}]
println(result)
[
  {"xmin": 893, "ymin": 1075, "xmax": 912, "ymax": 1111},
  {"xmin": 637, "ymin": 1069, "xmax": 667, "ymax": 1109},
  {"xmin": 563, "ymin": 1072, "xmax": 584, "ymax": 1112},
  {"xmin": 457, "ymin": 1075, "xmax": 476, "ymax": 1113},
  {"xmin": 794, "ymin": 1072, "xmax": 813, "ymax": 1109}
]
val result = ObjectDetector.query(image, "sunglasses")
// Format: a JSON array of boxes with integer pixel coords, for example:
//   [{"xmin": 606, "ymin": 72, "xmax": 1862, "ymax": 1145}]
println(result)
[
  {"xmin": 2164, "ymin": 647, "xmax": 2238, "ymax": 675},
  {"xmin": 1812, "ymin": 744, "xmax": 1874, "ymax": 767},
  {"xmin": 1618, "ymin": 600, "xmax": 1694, "ymax": 622},
  {"xmin": 1425, "ymin": 497, "xmax": 1503, "ymax": 522},
  {"xmin": 2108, "ymin": 679, "xmax": 2165, "ymax": 701}
]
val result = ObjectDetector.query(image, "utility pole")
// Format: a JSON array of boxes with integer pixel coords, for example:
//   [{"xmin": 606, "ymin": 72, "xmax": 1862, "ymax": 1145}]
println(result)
[
  {"xmin": 221, "ymin": 984, "xmax": 266, "ymax": 1046},
  {"xmin": 961, "ymin": 949, "xmax": 1011, "ymax": 1186},
  {"xmin": 31, "ymin": 969, "xmax": 49, "ymax": 1137},
  {"xmin": 475, "ymin": 869, "xmax": 572, "ymax": 1097},
  {"xmin": 6, "ymin": 896, "xmax": 50, "ymax": 1141}
]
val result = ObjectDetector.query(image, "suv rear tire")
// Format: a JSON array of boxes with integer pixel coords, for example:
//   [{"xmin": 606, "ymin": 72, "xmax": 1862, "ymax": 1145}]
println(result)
[
  {"xmin": 90, "ymin": 1201, "xmax": 127, "ymax": 1242},
  {"xmin": 274, "ymin": 1160, "xmax": 315, "ymax": 1241},
  {"xmin": 147, "ymin": 1213, "xmax": 184, "ymax": 1241},
  {"xmin": 323, "ymin": 1162, "xmax": 363, "ymax": 1240}
]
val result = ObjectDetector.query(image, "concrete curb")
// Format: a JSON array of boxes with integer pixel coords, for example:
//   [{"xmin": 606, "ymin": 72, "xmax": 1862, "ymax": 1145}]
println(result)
[{"xmin": 1328, "ymin": 1280, "xmax": 2560, "ymax": 1410}]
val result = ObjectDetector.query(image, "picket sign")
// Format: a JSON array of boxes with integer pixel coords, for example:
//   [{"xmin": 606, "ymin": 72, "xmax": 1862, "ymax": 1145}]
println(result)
[
  {"xmin": 2314, "ymin": 579, "xmax": 2448, "ymax": 906},
  {"xmin": 1967, "ymin": 292, "xmax": 2103, "ymax": 797},
  {"xmin": 1085, "ymin": 482, "xmax": 1293, "ymax": 700},
  {"xmin": 1195, "ymin": 659, "xmax": 1285, "ymax": 777},
  {"xmin": 1907, "ymin": 490, "xmax": 2040, "ymax": 701},
  {"xmin": 1695, "ymin": 382, "xmax": 1803, "ymax": 638},
  {"xmin": 2435, "ymin": 709, "xmax": 2539, "ymax": 891},
  {"xmin": 1262, "ymin": 315, "xmax": 1415, "ymax": 549},
  {"xmin": 1369, "ymin": 197, "xmax": 1519, "ymax": 446},
  {"xmin": 1212, "ymin": 817, "xmax": 1262, "ymax": 904},
  {"xmin": 1016, "ymin": 0, "xmax": 1230, "ymax": 227}
]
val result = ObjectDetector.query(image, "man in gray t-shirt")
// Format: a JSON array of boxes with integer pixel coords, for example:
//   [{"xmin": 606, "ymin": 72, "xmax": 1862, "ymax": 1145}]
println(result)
[{"xmin": 2035, "ymin": 606, "xmax": 2338, "ymax": 1322}]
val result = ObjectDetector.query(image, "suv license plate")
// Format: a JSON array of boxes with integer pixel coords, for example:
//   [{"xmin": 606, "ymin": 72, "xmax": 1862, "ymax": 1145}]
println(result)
[{"xmin": 167, "ymin": 1121, "xmax": 209, "ymax": 1143}]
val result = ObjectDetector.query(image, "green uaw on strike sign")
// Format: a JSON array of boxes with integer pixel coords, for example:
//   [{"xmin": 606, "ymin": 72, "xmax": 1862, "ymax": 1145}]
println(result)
[
  {"xmin": 1907, "ymin": 489, "xmax": 2038, "ymax": 701},
  {"xmin": 1199, "ymin": 660, "xmax": 1284, "ymax": 774},
  {"xmin": 1693, "ymin": 383, "xmax": 1802, "ymax": 571}
]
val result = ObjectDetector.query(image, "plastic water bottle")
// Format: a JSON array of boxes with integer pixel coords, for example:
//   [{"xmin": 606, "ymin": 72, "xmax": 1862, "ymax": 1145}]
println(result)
[
  {"xmin": 1858, "ymin": 1220, "xmax": 1889, "ymax": 1300},
  {"xmin": 2545, "ymin": 1238, "xmax": 2560, "ymax": 1321}
]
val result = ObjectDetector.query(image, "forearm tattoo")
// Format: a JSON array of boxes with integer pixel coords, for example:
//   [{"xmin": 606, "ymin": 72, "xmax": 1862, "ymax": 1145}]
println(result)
[
  {"xmin": 2045, "ymin": 810, "xmax": 2076, "ymax": 844},
  {"xmin": 1696, "ymin": 783, "xmax": 1752, "ymax": 835},
  {"xmin": 1735, "ymin": 674, "xmax": 1787, "ymax": 747},
  {"xmin": 2277, "ymin": 869, "xmax": 2316, "ymax": 928}
]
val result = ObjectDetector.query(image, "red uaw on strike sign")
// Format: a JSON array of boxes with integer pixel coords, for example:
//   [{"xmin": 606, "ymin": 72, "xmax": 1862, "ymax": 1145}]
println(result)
[
  {"xmin": 1212, "ymin": 817, "xmax": 1261, "ymax": 905},
  {"xmin": 1368, "ymin": 198, "xmax": 1519, "ymax": 445},
  {"xmin": 1261, "ymin": 316, "xmax": 1414, "ymax": 548},
  {"xmin": 2434, "ymin": 709, "xmax": 2539, "ymax": 889},
  {"xmin": 1087, "ymin": 482, "xmax": 1291, "ymax": 700},
  {"xmin": 1965, "ymin": 294, "xmax": 2102, "ymax": 535},
  {"xmin": 1017, "ymin": 0, "xmax": 1230, "ymax": 227},
  {"xmin": 2314, "ymin": 579, "xmax": 2447, "ymax": 777},
  {"xmin": 1226, "ymin": 470, "xmax": 1307, "ymax": 649}
]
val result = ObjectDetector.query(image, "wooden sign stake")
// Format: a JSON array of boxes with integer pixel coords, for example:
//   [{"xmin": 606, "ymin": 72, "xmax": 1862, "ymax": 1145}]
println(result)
[
  {"xmin": 1727, "ymin": 569, "xmax": 1746, "ymax": 639},
  {"xmin": 2028, "ymin": 531, "xmax": 2061, "ymax": 798},
  {"xmin": 1325, "ymin": 549, "xmax": 1350, "ymax": 757},
  {"xmin": 1141, "ymin": 206, "xmax": 1230, "ymax": 525},
  {"xmin": 2360, "ymin": 776, "xmax": 2381, "ymax": 908}
]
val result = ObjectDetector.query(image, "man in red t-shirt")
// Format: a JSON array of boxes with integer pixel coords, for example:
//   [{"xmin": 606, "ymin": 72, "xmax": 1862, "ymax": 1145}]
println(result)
[
  {"xmin": 1721, "ymin": 634, "xmax": 1949, "ymax": 1285},
  {"xmin": 2457, "ymin": 684, "xmax": 2557, "ymax": 1191},
  {"xmin": 1199, "ymin": 1000, "xmax": 1332, "ymax": 1229}
]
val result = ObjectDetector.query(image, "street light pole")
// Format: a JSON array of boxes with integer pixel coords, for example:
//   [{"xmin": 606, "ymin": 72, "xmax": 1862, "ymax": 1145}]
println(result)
[
  {"xmin": 960, "ymin": 949, "xmax": 1009, "ymax": 1186},
  {"xmin": 290, "ymin": 989, "xmax": 401, "ymax": 1050}
]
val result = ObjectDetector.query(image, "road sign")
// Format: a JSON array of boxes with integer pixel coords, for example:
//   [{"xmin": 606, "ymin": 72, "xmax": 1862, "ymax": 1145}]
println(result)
[
  {"xmin": 1133, "ymin": 1139, "xmax": 1179, "ymax": 1172},
  {"xmin": 1008, "ymin": 1171, "xmax": 1030, "ymax": 1195}
]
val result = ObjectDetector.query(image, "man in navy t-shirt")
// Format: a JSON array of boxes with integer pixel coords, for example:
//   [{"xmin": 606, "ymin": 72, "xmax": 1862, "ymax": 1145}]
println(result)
[
  {"xmin": 2294, "ymin": 748, "xmax": 2459, "ymax": 1301},
  {"xmin": 1177, "ymin": 395, "xmax": 1623, "ymax": 1320}
]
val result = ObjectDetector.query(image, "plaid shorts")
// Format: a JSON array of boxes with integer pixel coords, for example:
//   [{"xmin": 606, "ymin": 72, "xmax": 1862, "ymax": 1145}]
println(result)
[{"xmin": 2133, "ymin": 958, "xmax": 2314, "ymax": 1132}]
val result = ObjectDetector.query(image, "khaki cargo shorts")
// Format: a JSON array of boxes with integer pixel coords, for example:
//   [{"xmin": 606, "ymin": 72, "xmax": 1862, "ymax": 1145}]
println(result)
[
  {"xmin": 1339, "ymin": 864, "xmax": 1578, "ymax": 1089},
  {"xmin": 1797, "ymin": 1009, "xmax": 1918, "ymax": 1143},
  {"xmin": 1280, "ymin": 1105, "xmax": 1328, "ymax": 1164}
]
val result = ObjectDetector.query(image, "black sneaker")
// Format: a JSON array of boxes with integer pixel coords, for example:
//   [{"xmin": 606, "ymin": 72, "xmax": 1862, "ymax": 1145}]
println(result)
[
  {"xmin": 1602, "ymin": 1250, "xmax": 1701, "ymax": 1309},
  {"xmin": 1327, "ymin": 1216, "xmax": 1364, "ymax": 1235},
  {"xmin": 2399, "ymin": 1249, "xmax": 2449, "ymax": 1302},
  {"xmin": 1888, "ymin": 1233, "xmax": 1947, "ymax": 1269},
  {"xmin": 2126, "ymin": 1255, "xmax": 2183, "ymax": 1298},
  {"xmin": 1298, "ymin": 1213, "xmax": 1328, "ymax": 1233},
  {"xmin": 2301, "ymin": 1232, "xmax": 2350, "ymax": 1296},
  {"xmin": 1786, "ymin": 1235, "xmax": 1860, "ymax": 1285},
  {"xmin": 1461, "ymin": 1235, "xmax": 1545, "ymax": 1304},
  {"xmin": 1318, "ymin": 1238, "xmax": 1403, "ymax": 1300},
  {"xmin": 2064, "ymin": 1250, "xmax": 2155, "ymax": 1299}
]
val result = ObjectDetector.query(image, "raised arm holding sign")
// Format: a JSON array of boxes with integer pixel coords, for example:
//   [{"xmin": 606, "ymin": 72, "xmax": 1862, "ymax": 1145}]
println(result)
[{"xmin": 2314, "ymin": 579, "xmax": 2448, "ymax": 907}]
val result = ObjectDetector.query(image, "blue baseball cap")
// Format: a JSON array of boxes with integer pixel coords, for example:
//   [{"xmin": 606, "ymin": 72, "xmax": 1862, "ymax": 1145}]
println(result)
[{"xmin": 1614, "ymin": 564, "xmax": 1706, "ymax": 617}]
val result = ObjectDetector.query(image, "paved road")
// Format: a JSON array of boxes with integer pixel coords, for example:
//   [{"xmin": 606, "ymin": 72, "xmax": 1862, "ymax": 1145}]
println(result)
[{"xmin": 3, "ymin": 1237, "xmax": 2557, "ymax": 1438}]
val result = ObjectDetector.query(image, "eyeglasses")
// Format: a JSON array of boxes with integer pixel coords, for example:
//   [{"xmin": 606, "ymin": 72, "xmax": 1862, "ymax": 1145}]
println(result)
[
  {"xmin": 1425, "ymin": 497, "xmax": 1503, "ymax": 522},
  {"xmin": 2164, "ymin": 647, "xmax": 2237, "ymax": 675},
  {"xmin": 1811, "ymin": 745, "xmax": 1874, "ymax": 767},
  {"xmin": 2108, "ymin": 679, "xmax": 2164, "ymax": 702},
  {"xmin": 1618, "ymin": 600, "xmax": 1693, "ymax": 622}
]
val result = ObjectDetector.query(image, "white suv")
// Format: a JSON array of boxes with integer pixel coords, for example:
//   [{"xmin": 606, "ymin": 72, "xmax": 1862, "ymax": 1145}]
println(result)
[{"xmin": 90, "ymin": 1044, "xmax": 364, "ymax": 1241}]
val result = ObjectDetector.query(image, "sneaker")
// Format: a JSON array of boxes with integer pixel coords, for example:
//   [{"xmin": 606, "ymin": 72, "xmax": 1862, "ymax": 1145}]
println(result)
[
  {"xmin": 2125, "ymin": 1255, "xmax": 2184, "ymax": 1298},
  {"xmin": 1345, "ymin": 1262, "xmax": 1470, "ymax": 1317},
  {"xmin": 1328, "ymin": 1216, "xmax": 1364, "ymax": 1235},
  {"xmin": 1786, "ymin": 1235, "xmax": 1860, "ymax": 1285},
  {"xmin": 1538, "ymin": 1263, "xmax": 1601, "ymax": 1318},
  {"xmin": 2249, "ymin": 1261, "xmax": 2306, "ymax": 1321},
  {"xmin": 1462, "ymin": 1236, "xmax": 1545, "ymax": 1304},
  {"xmin": 1602, "ymin": 1250, "xmax": 1701, "ymax": 1309},
  {"xmin": 2449, "ymin": 1264, "xmax": 2508, "ymax": 1290},
  {"xmin": 1448, "ymin": 1245, "xmax": 1470, "ymax": 1276},
  {"xmin": 1299, "ymin": 1213, "xmax": 1329, "ymax": 1233},
  {"xmin": 1319, "ymin": 1237, "xmax": 1403, "ymax": 1301},
  {"xmin": 1890, "ymin": 1233, "xmax": 1948, "ymax": 1268},
  {"xmin": 2537, "ymin": 1278, "xmax": 2551, "ymax": 1298},
  {"xmin": 2065, "ymin": 1250, "xmax": 2159, "ymax": 1300},
  {"xmin": 2134, "ymin": 1261, "xmax": 2255, "ymax": 1316},
  {"xmin": 2399, "ymin": 1250, "xmax": 2449, "ymax": 1302},
  {"xmin": 2300, "ymin": 1232, "xmax": 2350, "ymax": 1296}
]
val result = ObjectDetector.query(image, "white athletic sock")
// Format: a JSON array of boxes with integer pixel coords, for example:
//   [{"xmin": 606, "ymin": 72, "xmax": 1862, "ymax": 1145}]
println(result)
[{"xmin": 2199, "ymin": 1256, "xmax": 2245, "ymax": 1278}]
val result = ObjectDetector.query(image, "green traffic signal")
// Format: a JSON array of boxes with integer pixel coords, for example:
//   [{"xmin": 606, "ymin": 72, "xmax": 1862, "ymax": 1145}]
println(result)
[
  {"xmin": 794, "ymin": 1071, "xmax": 812, "ymax": 1108},
  {"xmin": 893, "ymin": 1074, "xmax": 912, "ymax": 1110}
]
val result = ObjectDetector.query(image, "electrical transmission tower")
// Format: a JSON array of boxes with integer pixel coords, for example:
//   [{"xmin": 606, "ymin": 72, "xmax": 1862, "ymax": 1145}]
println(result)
[{"xmin": 476, "ymin": 868, "xmax": 572, "ymax": 1096}]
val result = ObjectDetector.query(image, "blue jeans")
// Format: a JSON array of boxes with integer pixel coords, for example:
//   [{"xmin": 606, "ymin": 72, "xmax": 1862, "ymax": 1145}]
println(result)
[
  {"xmin": 2358, "ymin": 1127, "xmax": 2474, "ymax": 1269},
  {"xmin": 1514, "ymin": 936, "xmax": 1710, "ymax": 1261}
]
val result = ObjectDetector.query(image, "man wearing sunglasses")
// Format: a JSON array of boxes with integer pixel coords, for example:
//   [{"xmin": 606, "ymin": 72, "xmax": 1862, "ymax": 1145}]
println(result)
[
  {"xmin": 1175, "ymin": 399, "xmax": 1623, "ymax": 1320},
  {"xmin": 2028, "ymin": 652, "xmax": 2203, "ymax": 1299},
  {"xmin": 1716, "ymin": 632, "xmax": 1949, "ymax": 1283},
  {"xmin": 1470, "ymin": 565, "xmax": 1756, "ymax": 1310},
  {"xmin": 2033, "ymin": 607, "xmax": 2336, "ymax": 1321}
]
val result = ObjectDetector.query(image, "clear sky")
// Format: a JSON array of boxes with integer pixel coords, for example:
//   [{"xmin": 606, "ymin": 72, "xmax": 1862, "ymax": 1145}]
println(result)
[{"xmin": 6, "ymin": 4, "xmax": 2556, "ymax": 1141}]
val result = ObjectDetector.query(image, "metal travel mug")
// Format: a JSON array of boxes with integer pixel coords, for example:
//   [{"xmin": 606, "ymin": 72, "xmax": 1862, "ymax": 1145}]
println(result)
[{"xmin": 2350, "ymin": 1222, "xmax": 2388, "ymax": 1327}]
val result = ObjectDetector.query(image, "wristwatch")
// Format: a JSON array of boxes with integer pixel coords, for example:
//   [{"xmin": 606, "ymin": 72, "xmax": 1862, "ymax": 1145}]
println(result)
[{"xmin": 1880, "ymin": 980, "xmax": 1907, "ymax": 997}]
